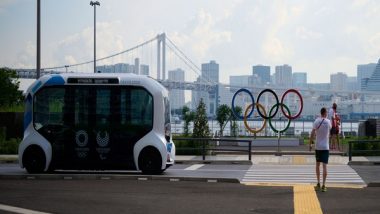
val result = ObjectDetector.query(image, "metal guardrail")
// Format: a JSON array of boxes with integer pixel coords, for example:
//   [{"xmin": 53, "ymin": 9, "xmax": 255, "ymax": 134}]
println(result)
[
  {"xmin": 173, "ymin": 138, "xmax": 252, "ymax": 161},
  {"xmin": 348, "ymin": 140, "xmax": 380, "ymax": 161}
]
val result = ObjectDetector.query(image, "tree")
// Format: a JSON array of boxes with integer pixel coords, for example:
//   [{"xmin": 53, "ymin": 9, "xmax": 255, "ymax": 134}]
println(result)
[
  {"xmin": 230, "ymin": 106, "xmax": 242, "ymax": 137},
  {"xmin": 216, "ymin": 104, "xmax": 231, "ymax": 137},
  {"xmin": 0, "ymin": 68, "xmax": 23, "ymax": 107},
  {"xmin": 182, "ymin": 106, "xmax": 195, "ymax": 136},
  {"xmin": 193, "ymin": 99, "xmax": 210, "ymax": 137}
]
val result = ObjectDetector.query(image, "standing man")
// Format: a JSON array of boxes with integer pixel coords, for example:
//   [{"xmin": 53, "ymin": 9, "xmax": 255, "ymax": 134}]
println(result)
[
  {"xmin": 310, "ymin": 107, "xmax": 331, "ymax": 192},
  {"xmin": 329, "ymin": 103, "xmax": 340, "ymax": 150}
]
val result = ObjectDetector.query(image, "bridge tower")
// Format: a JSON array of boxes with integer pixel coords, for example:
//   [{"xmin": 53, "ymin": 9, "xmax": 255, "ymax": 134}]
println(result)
[{"xmin": 157, "ymin": 33, "xmax": 166, "ymax": 80}]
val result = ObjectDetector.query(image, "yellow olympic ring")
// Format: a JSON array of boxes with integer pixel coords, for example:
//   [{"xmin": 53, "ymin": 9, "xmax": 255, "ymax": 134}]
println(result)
[{"xmin": 243, "ymin": 103, "xmax": 267, "ymax": 134}]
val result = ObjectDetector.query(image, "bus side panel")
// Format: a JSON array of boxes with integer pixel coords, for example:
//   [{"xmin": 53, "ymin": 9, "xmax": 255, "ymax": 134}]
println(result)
[
  {"xmin": 18, "ymin": 130, "xmax": 52, "ymax": 171},
  {"xmin": 133, "ymin": 131, "xmax": 167, "ymax": 171}
]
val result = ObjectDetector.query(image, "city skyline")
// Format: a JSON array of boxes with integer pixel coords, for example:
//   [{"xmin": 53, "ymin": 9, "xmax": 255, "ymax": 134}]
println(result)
[{"xmin": 1, "ymin": 0, "xmax": 380, "ymax": 84}]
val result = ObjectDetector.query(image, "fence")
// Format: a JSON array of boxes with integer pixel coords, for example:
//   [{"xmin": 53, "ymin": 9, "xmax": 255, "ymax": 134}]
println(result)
[
  {"xmin": 348, "ymin": 140, "xmax": 380, "ymax": 161},
  {"xmin": 173, "ymin": 137, "xmax": 252, "ymax": 161}
]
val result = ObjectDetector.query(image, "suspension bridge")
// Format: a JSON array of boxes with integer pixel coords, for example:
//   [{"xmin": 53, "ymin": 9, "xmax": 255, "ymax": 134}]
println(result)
[{"xmin": 14, "ymin": 32, "xmax": 380, "ymax": 119}]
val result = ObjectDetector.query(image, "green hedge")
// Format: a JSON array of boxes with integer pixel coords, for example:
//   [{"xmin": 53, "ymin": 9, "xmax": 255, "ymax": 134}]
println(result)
[
  {"xmin": 348, "ymin": 136, "xmax": 380, "ymax": 156},
  {"xmin": 0, "ymin": 127, "xmax": 20, "ymax": 154},
  {"xmin": 173, "ymin": 135, "xmax": 211, "ymax": 155}
]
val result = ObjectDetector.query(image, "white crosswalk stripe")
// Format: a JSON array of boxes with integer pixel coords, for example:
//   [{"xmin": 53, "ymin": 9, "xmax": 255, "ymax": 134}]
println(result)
[{"xmin": 241, "ymin": 165, "xmax": 365, "ymax": 184}]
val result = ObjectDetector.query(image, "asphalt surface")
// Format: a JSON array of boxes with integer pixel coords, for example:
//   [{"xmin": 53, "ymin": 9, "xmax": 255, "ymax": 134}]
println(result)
[
  {"xmin": 350, "ymin": 165, "xmax": 380, "ymax": 185},
  {"xmin": 0, "ymin": 180, "xmax": 294, "ymax": 214},
  {"xmin": 1, "ymin": 179, "xmax": 380, "ymax": 214}
]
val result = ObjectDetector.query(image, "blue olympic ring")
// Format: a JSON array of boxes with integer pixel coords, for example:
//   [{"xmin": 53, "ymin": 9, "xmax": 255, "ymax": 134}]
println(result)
[{"xmin": 231, "ymin": 88, "xmax": 255, "ymax": 119}]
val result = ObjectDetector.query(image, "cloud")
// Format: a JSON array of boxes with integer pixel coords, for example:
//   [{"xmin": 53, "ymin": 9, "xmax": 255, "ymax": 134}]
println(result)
[
  {"xmin": 0, "ymin": 0, "xmax": 17, "ymax": 14},
  {"xmin": 167, "ymin": 9, "xmax": 232, "ymax": 59},
  {"xmin": 15, "ymin": 41, "xmax": 35, "ymax": 68},
  {"xmin": 296, "ymin": 26, "xmax": 323, "ymax": 40},
  {"xmin": 189, "ymin": 9, "xmax": 232, "ymax": 58},
  {"xmin": 262, "ymin": 37, "xmax": 294, "ymax": 63},
  {"xmin": 368, "ymin": 33, "xmax": 380, "ymax": 57},
  {"xmin": 51, "ymin": 21, "xmax": 126, "ymax": 69}
]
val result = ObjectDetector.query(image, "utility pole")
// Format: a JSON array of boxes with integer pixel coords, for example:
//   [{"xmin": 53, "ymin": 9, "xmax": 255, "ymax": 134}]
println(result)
[
  {"xmin": 90, "ymin": 1, "xmax": 100, "ymax": 73},
  {"xmin": 36, "ymin": 0, "xmax": 41, "ymax": 79}
]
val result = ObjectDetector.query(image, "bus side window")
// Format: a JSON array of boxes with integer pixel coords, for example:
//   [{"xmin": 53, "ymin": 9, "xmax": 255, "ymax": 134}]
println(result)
[{"xmin": 34, "ymin": 88, "xmax": 65, "ymax": 130}]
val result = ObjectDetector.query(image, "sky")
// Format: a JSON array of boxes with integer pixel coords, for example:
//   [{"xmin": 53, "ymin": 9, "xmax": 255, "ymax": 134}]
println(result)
[{"xmin": 1, "ymin": 0, "xmax": 380, "ymax": 84}]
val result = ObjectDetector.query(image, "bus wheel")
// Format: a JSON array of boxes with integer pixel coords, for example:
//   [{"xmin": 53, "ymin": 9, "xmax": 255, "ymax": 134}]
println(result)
[
  {"xmin": 23, "ymin": 145, "xmax": 46, "ymax": 174},
  {"xmin": 138, "ymin": 147, "xmax": 163, "ymax": 175}
]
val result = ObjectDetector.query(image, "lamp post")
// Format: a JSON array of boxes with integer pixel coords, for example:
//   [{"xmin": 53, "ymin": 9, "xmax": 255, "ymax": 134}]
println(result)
[
  {"xmin": 36, "ymin": 0, "xmax": 41, "ymax": 79},
  {"xmin": 90, "ymin": 1, "xmax": 100, "ymax": 73}
]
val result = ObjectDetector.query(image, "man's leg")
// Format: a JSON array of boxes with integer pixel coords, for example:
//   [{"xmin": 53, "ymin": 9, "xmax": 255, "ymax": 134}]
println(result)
[
  {"xmin": 332, "ymin": 134, "xmax": 336, "ymax": 150},
  {"xmin": 316, "ymin": 162, "xmax": 321, "ymax": 184},
  {"xmin": 323, "ymin": 163, "xmax": 327, "ymax": 186}
]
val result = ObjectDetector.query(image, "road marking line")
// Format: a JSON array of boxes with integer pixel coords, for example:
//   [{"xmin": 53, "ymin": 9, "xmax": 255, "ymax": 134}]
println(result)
[
  {"xmin": 100, "ymin": 177, "xmax": 111, "ymax": 180},
  {"xmin": 207, "ymin": 179, "xmax": 218, "ymax": 183},
  {"xmin": 293, "ymin": 185, "xmax": 323, "ymax": 214},
  {"xmin": 293, "ymin": 156, "xmax": 307, "ymax": 165},
  {"xmin": 138, "ymin": 177, "xmax": 148, "ymax": 181},
  {"xmin": 184, "ymin": 164, "xmax": 204, "ymax": 171},
  {"xmin": 169, "ymin": 178, "xmax": 180, "ymax": 182},
  {"xmin": 242, "ymin": 182, "xmax": 365, "ymax": 189},
  {"xmin": 0, "ymin": 203, "xmax": 51, "ymax": 214}
]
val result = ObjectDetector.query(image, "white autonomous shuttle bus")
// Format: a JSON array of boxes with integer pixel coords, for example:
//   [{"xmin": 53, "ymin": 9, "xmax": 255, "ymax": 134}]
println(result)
[{"xmin": 19, "ymin": 73, "xmax": 175, "ymax": 174}]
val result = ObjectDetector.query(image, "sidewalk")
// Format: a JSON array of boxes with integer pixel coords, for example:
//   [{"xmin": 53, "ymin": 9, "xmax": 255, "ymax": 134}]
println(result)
[
  {"xmin": 176, "ymin": 155, "xmax": 380, "ymax": 165},
  {"xmin": 2, "ymin": 154, "xmax": 380, "ymax": 165}
]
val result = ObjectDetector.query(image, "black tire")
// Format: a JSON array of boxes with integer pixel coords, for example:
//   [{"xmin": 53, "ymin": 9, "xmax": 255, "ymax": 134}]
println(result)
[
  {"xmin": 138, "ymin": 147, "xmax": 163, "ymax": 175},
  {"xmin": 23, "ymin": 146, "xmax": 46, "ymax": 174}
]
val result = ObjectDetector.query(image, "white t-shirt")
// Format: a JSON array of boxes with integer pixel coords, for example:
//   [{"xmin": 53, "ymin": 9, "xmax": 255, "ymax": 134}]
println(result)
[
  {"xmin": 313, "ymin": 117, "xmax": 332, "ymax": 150},
  {"xmin": 328, "ymin": 108, "xmax": 334, "ymax": 120}
]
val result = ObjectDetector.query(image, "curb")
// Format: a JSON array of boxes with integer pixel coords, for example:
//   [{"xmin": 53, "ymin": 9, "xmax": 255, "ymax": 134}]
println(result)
[
  {"xmin": 175, "ymin": 160, "xmax": 252, "ymax": 165},
  {"xmin": 348, "ymin": 161, "xmax": 380, "ymax": 166},
  {"xmin": 0, "ymin": 160, "xmax": 18, "ymax": 164},
  {"xmin": 0, "ymin": 174, "xmax": 240, "ymax": 183},
  {"xmin": 367, "ymin": 182, "xmax": 380, "ymax": 187}
]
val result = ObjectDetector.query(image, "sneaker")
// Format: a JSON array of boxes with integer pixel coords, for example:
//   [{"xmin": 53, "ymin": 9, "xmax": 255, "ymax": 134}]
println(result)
[
  {"xmin": 321, "ymin": 185, "xmax": 327, "ymax": 192},
  {"xmin": 314, "ymin": 183, "xmax": 321, "ymax": 191}
]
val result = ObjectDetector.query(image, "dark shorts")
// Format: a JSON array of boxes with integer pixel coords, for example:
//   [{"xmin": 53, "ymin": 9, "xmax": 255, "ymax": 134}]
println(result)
[
  {"xmin": 315, "ymin": 150, "xmax": 329, "ymax": 164},
  {"xmin": 330, "ymin": 127, "xmax": 339, "ymax": 135}
]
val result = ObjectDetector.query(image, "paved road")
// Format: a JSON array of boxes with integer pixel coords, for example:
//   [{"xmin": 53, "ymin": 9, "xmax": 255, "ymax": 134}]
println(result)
[{"xmin": 0, "ymin": 179, "xmax": 380, "ymax": 214}]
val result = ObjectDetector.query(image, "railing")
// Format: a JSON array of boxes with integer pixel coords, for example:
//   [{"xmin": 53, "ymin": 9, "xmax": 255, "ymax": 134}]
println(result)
[
  {"xmin": 348, "ymin": 140, "xmax": 380, "ymax": 161},
  {"xmin": 173, "ymin": 138, "xmax": 252, "ymax": 161}
]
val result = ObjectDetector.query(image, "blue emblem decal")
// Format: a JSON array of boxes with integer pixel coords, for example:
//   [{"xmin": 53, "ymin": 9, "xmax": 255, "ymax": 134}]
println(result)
[{"xmin": 167, "ymin": 143, "xmax": 172, "ymax": 153}]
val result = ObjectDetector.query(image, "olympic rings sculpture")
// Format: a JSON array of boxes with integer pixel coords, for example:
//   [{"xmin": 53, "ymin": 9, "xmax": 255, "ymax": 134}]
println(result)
[{"xmin": 231, "ymin": 88, "xmax": 303, "ymax": 133}]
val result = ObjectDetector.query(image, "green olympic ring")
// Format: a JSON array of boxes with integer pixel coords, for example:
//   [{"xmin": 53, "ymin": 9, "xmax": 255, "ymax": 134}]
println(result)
[{"xmin": 268, "ymin": 103, "xmax": 291, "ymax": 133}]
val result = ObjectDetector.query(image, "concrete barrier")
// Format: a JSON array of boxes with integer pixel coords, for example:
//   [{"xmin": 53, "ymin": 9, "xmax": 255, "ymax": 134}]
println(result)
[{"xmin": 237, "ymin": 138, "xmax": 302, "ymax": 147}]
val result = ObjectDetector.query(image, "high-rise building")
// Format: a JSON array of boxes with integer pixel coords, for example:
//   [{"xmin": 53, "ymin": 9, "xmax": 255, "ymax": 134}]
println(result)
[
  {"xmin": 363, "ymin": 58, "xmax": 380, "ymax": 91},
  {"xmin": 230, "ymin": 75, "xmax": 251, "ymax": 87},
  {"xmin": 330, "ymin": 72, "xmax": 348, "ymax": 91},
  {"xmin": 347, "ymin": 76, "xmax": 358, "ymax": 91},
  {"xmin": 192, "ymin": 60, "xmax": 219, "ymax": 116},
  {"xmin": 201, "ymin": 60, "xmax": 219, "ymax": 83},
  {"xmin": 168, "ymin": 68, "xmax": 185, "ymax": 111},
  {"xmin": 274, "ymin": 64, "xmax": 292, "ymax": 87},
  {"xmin": 140, "ymin": 65, "xmax": 149, "ymax": 75},
  {"xmin": 252, "ymin": 65, "xmax": 270, "ymax": 85},
  {"xmin": 292, "ymin": 72, "xmax": 307, "ymax": 88},
  {"xmin": 357, "ymin": 63, "xmax": 376, "ymax": 90}
]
